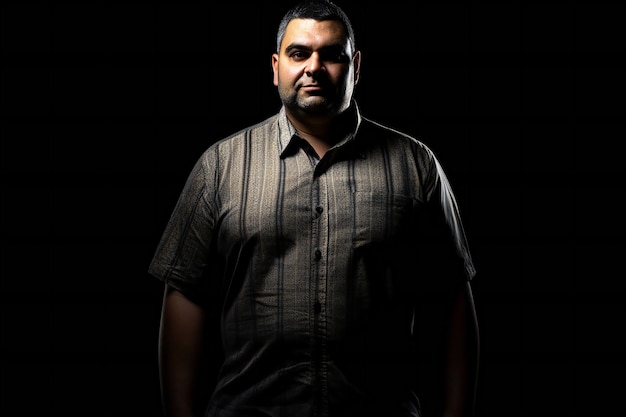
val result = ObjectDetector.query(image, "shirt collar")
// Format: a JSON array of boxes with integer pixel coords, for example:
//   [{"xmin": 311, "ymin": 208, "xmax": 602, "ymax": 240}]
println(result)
[{"xmin": 277, "ymin": 101, "xmax": 363, "ymax": 159}]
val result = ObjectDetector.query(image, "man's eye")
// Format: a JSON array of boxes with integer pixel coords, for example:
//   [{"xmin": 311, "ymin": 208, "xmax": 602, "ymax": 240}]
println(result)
[
  {"xmin": 321, "ymin": 52, "xmax": 349, "ymax": 63},
  {"xmin": 290, "ymin": 51, "xmax": 310, "ymax": 60}
]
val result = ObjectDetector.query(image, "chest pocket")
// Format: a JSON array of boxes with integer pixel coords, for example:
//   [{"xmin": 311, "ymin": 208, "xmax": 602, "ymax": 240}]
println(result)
[{"xmin": 351, "ymin": 191, "xmax": 420, "ymax": 249}]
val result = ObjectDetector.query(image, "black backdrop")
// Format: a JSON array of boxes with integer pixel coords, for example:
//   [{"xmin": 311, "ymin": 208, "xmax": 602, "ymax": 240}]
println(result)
[{"xmin": 1, "ymin": 2, "xmax": 624, "ymax": 416}]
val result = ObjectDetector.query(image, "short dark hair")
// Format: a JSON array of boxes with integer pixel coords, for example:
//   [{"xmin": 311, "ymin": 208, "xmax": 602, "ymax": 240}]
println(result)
[{"xmin": 275, "ymin": 0, "xmax": 356, "ymax": 55}]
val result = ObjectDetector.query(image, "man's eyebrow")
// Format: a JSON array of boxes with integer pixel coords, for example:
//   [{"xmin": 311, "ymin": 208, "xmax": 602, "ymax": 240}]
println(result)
[
  {"xmin": 284, "ymin": 43, "xmax": 346, "ymax": 55},
  {"xmin": 284, "ymin": 44, "xmax": 311, "ymax": 54}
]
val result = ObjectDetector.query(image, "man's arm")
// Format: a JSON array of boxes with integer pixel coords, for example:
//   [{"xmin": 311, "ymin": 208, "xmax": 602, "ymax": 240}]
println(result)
[
  {"xmin": 158, "ymin": 284, "xmax": 207, "ymax": 417},
  {"xmin": 443, "ymin": 280, "xmax": 480, "ymax": 417}
]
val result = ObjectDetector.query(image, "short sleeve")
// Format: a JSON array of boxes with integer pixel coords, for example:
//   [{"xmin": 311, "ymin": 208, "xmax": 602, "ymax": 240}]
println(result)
[
  {"xmin": 148, "ymin": 150, "xmax": 217, "ymax": 297},
  {"xmin": 416, "ymin": 151, "xmax": 476, "ymax": 292}
]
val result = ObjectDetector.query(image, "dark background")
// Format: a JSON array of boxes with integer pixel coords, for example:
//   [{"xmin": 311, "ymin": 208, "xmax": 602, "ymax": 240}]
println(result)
[{"xmin": 1, "ymin": 2, "xmax": 624, "ymax": 416}]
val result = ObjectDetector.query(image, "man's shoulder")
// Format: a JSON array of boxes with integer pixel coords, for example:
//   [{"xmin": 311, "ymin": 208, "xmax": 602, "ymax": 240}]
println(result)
[
  {"xmin": 211, "ymin": 113, "xmax": 280, "ymax": 148},
  {"xmin": 358, "ymin": 116, "xmax": 434, "ymax": 155},
  {"xmin": 196, "ymin": 113, "xmax": 281, "ymax": 167}
]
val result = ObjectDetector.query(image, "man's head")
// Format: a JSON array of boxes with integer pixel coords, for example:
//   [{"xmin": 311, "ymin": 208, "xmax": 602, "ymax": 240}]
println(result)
[
  {"xmin": 272, "ymin": 0, "xmax": 361, "ymax": 120},
  {"xmin": 275, "ymin": 0, "xmax": 356, "ymax": 56}
]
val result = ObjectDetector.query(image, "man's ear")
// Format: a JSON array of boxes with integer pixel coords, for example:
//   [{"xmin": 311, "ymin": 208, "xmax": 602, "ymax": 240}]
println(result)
[
  {"xmin": 353, "ymin": 50, "xmax": 361, "ymax": 85},
  {"xmin": 271, "ymin": 54, "xmax": 279, "ymax": 87}
]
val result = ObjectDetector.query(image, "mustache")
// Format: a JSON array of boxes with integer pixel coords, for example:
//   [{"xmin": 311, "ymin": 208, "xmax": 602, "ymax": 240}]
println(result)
[{"xmin": 296, "ymin": 75, "xmax": 332, "ymax": 90}]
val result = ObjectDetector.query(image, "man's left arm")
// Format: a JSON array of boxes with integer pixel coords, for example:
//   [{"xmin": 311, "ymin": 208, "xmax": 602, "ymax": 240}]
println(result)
[{"xmin": 442, "ymin": 280, "xmax": 480, "ymax": 417}]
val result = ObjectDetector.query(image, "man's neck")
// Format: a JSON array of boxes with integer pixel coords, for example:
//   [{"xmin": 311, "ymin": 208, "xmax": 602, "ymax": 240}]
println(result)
[{"xmin": 286, "ymin": 106, "xmax": 355, "ymax": 158}]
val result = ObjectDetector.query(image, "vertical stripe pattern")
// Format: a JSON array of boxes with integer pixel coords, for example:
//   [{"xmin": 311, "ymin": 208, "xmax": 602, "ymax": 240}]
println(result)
[{"xmin": 148, "ymin": 104, "xmax": 475, "ymax": 416}]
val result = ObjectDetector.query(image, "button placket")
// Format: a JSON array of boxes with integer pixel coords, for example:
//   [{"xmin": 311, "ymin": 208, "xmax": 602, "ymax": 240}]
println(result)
[{"xmin": 310, "ymin": 172, "xmax": 329, "ymax": 413}]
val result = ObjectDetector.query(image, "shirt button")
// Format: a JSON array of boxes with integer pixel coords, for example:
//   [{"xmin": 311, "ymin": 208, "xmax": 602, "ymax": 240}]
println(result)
[
  {"xmin": 315, "ymin": 206, "xmax": 324, "ymax": 214},
  {"xmin": 314, "ymin": 249, "xmax": 322, "ymax": 260},
  {"xmin": 314, "ymin": 301, "xmax": 322, "ymax": 314}
]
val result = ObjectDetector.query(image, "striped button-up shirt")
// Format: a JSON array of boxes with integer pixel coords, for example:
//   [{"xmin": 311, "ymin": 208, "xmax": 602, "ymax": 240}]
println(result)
[{"xmin": 149, "ymin": 103, "xmax": 476, "ymax": 417}]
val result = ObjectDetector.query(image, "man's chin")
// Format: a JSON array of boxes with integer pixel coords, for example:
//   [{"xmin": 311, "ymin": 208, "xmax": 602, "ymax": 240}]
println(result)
[{"xmin": 299, "ymin": 97, "xmax": 333, "ymax": 114}]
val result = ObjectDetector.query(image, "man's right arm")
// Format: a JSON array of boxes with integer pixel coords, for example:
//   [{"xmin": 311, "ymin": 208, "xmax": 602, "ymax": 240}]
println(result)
[{"xmin": 158, "ymin": 284, "xmax": 207, "ymax": 417}]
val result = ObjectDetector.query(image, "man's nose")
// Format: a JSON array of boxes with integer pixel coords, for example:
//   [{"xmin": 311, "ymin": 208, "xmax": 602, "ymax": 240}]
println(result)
[{"xmin": 305, "ymin": 53, "xmax": 324, "ymax": 76}]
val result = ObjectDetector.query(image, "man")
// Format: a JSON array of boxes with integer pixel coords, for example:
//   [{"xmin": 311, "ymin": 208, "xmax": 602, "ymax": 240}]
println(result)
[{"xmin": 150, "ymin": 1, "xmax": 479, "ymax": 416}]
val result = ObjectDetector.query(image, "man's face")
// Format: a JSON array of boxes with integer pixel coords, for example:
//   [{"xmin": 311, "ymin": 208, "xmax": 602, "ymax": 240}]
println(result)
[{"xmin": 272, "ymin": 18, "xmax": 360, "ymax": 118}]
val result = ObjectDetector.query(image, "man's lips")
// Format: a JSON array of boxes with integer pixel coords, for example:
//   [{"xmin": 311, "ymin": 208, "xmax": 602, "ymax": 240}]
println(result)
[
  {"xmin": 299, "ymin": 85, "xmax": 326, "ymax": 95},
  {"xmin": 300, "ymin": 84, "xmax": 323, "ymax": 91}
]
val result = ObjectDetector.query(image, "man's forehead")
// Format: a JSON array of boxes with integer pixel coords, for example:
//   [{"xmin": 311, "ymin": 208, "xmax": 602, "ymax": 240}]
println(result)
[{"xmin": 282, "ymin": 18, "xmax": 350, "ymax": 50}]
